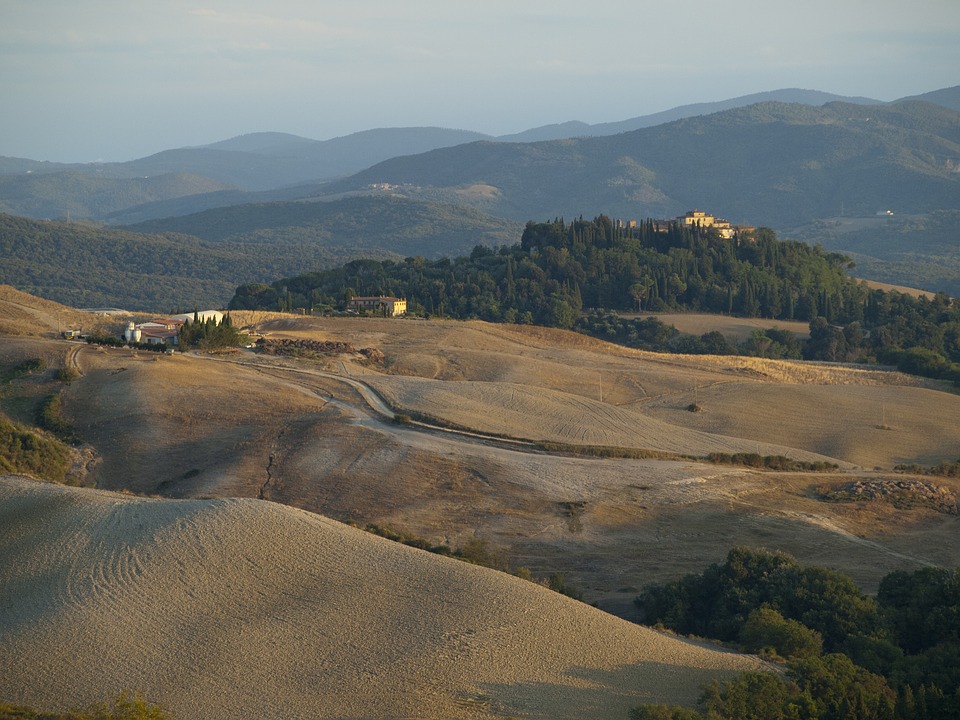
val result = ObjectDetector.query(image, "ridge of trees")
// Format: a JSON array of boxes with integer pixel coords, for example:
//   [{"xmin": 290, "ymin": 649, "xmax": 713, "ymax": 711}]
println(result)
[
  {"xmin": 231, "ymin": 215, "xmax": 960, "ymax": 381},
  {"xmin": 231, "ymin": 217, "xmax": 854, "ymax": 321}
]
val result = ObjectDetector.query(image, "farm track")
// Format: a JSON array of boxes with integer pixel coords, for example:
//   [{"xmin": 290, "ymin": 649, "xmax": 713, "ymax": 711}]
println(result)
[{"xmin": 197, "ymin": 352, "xmax": 545, "ymax": 451}]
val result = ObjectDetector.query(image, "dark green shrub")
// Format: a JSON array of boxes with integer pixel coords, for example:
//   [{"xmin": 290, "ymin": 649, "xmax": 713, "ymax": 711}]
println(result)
[
  {"xmin": 629, "ymin": 704, "xmax": 703, "ymax": 720},
  {"xmin": 39, "ymin": 393, "xmax": 71, "ymax": 437},
  {"xmin": 55, "ymin": 367, "xmax": 79, "ymax": 383},
  {"xmin": 739, "ymin": 607, "xmax": 823, "ymax": 660},
  {"xmin": 3, "ymin": 358, "xmax": 46, "ymax": 382},
  {"xmin": 636, "ymin": 547, "xmax": 878, "ymax": 650}
]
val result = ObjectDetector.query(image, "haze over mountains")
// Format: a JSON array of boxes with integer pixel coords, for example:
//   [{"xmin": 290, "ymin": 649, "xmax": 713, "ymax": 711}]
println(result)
[
  {"xmin": 1, "ymin": 85, "xmax": 959, "ymax": 308},
  {"xmin": 2, "ymin": 86, "xmax": 956, "ymax": 216}
]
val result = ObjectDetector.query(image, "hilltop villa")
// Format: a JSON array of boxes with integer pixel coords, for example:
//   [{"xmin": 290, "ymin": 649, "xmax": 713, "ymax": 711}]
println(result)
[
  {"xmin": 676, "ymin": 209, "xmax": 755, "ymax": 239},
  {"xmin": 618, "ymin": 210, "xmax": 755, "ymax": 240}
]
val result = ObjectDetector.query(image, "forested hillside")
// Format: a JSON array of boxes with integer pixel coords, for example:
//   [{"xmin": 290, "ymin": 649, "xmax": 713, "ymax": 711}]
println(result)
[
  {"xmin": 0, "ymin": 196, "xmax": 520, "ymax": 310},
  {"xmin": 789, "ymin": 211, "xmax": 960, "ymax": 296},
  {"xmin": 232, "ymin": 215, "xmax": 960, "ymax": 380},
  {"xmin": 0, "ymin": 171, "xmax": 234, "ymax": 221},
  {"xmin": 322, "ymin": 101, "xmax": 960, "ymax": 228},
  {"xmin": 126, "ymin": 194, "xmax": 521, "ymax": 256},
  {"xmin": 0, "ymin": 213, "xmax": 399, "ymax": 311},
  {"xmin": 231, "ymin": 217, "xmax": 855, "ymax": 323}
]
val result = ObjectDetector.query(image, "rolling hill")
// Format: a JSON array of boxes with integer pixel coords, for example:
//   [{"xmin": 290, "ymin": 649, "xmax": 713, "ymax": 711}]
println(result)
[
  {"xmin": 787, "ymin": 210, "xmax": 960, "ymax": 295},
  {"xmin": 0, "ymin": 171, "xmax": 235, "ymax": 221},
  {"xmin": 498, "ymin": 87, "xmax": 884, "ymax": 142},
  {"xmin": 0, "ymin": 475, "xmax": 764, "ymax": 720},
  {"xmin": 124, "ymin": 193, "xmax": 521, "ymax": 252},
  {"xmin": 4, "ymin": 301, "xmax": 959, "ymax": 611},
  {"xmin": 3, "ymin": 289, "xmax": 960, "ymax": 716}
]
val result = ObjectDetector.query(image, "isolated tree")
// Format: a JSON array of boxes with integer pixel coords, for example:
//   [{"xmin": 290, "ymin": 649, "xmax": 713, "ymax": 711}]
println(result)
[{"xmin": 630, "ymin": 276, "xmax": 654, "ymax": 312}]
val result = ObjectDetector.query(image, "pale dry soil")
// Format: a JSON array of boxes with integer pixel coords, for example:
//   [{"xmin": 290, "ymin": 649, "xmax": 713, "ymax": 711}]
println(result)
[
  {"xmin": 4, "ymin": 302, "xmax": 960, "ymax": 717},
  {"xmin": 0, "ymin": 475, "xmax": 765, "ymax": 720},
  {"xmin": 633, "ymin": 312, "xmax": 812, "ymax": 341},
  {"xmin": 52, "ymin": 316, "xmax": 960, "ymax": 599}
]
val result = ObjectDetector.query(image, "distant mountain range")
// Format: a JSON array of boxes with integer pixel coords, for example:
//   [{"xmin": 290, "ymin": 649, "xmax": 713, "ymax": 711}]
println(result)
[
  {"xmin": 495, "ymin": 88, "xmax": 886, "ymax": 142},
  {"xmin": 317, "ymin": 100, "xmax": 960, "ymax": 227},
  {"xmin": 2, "ymin": 85, "xmax": 959, "ymax": 305},
  {"xmin": 2, "ymin": 86, "xmax": 957, "ymax": 222}
]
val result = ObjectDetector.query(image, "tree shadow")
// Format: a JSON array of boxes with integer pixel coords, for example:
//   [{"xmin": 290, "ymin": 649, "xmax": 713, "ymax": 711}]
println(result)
[{"xmin": 476, "ymin": 660, "xmax": 744, "ymax": 719}]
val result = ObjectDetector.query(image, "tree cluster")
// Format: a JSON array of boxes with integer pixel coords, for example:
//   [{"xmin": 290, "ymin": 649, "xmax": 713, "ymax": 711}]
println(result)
[
  {"xmin": 576, "ymin": 313, "xmax": 805, "ymax": 359},
  {"xmin": 633, "ymin": 548, "xmax": 960, "ymax": 719},
  {"xmin": 177, "ymin": 313, "xmax": 244, "ymax": 350},
  {"xmin": 231, "ymin": 217, "xmax": 853, "ymax": 324},
  {"xmin": 231, "ymin": 215, "xmax": 960, "ymax": 382},
  {"xmin": 0, "ymin": 415, "xmax": 70, "ymax": 484}
]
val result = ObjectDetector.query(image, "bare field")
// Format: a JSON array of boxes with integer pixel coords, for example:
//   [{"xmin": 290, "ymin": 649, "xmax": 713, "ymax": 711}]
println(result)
[
  {"xmin": 644, "ymin": 381, "xmax": 960, "ymax": 469},
  {"xmin": 30, "ymin": 315, "xmax": 956, "ymax": 596},
  {"xmin": 63, "ymin": 348, "xmax": 327, "ymax": 497},
  {"xmin": 0, "ymin": 285, "xmax": 94, "ymax": 337},
  {"xmin": 634, "ymin": 311, "xmax": 813, "ymax": 340},
  {"xmin": 4, "ymin": 305, "xmax": 960, "ymax": 717},
  {"xmin": 0, "ymin": 475, "xmax": 765, "ymax": 720}
]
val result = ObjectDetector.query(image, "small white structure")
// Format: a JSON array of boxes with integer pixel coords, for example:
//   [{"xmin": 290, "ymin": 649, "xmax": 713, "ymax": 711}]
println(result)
[{"xmin": 123, "ymin": 322, "xmax": 142, "ymax": 344}]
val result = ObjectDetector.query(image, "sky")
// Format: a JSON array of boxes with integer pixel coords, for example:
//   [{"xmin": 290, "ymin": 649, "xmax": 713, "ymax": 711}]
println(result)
[{"xmin": 2, "ymin": 0, "xmax": 959, "ymax": 163}]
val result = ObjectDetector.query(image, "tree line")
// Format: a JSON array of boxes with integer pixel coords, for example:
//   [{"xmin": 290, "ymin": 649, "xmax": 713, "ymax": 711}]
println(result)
[{"xmin": 231, "ymin": 215, "xmax": 960, "ymax": 381}]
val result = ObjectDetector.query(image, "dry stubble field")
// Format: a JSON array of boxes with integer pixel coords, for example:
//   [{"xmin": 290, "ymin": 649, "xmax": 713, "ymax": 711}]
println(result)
[{"xmin": 3, "ymin": 289, "xmax": 960, "ymax": 718}]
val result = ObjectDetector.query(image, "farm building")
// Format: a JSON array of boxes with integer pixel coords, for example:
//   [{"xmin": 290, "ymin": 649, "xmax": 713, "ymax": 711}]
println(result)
[{"xmin": 346, "ymin": 296, "xmax": 407, "ymax": 317}]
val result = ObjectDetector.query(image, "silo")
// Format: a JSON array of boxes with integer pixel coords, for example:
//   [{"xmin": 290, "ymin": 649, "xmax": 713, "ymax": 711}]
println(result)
[{"xmin": 124, "ymin": 322, "xmax": 141, "ymax": 344}]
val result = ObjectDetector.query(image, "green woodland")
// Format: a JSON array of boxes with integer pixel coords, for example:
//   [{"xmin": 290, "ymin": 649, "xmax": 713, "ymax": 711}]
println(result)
[
  {"xmin": 0, "ymin": 211, "xmax": 399, "ymax": 311},
  {"xmin": 632, "ymin": 548, "xmax": 960, "ymax": 720},
  {"xmin": 232, "ymin": 216, "xmax": 960, "ymax": 381}
]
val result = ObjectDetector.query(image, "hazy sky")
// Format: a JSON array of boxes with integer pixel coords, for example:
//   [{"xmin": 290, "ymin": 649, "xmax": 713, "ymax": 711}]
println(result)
[{"xmin": 2, "ymin": 0, "xmax": 958, "ymax": 162}]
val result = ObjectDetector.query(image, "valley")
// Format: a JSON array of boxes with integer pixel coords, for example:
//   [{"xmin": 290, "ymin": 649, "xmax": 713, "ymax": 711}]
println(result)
[
  {"xmin": 1, "ymin": 83, "xmax": 959, "ymax": 720},
  {"xmin": 2, "ymin": 289, "xmax": 960, "ymax": 718}
]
